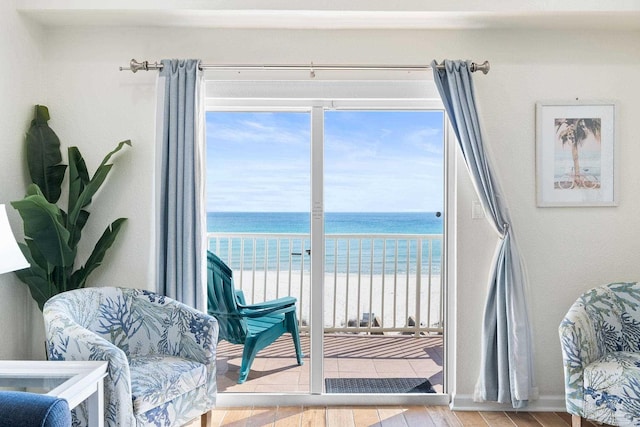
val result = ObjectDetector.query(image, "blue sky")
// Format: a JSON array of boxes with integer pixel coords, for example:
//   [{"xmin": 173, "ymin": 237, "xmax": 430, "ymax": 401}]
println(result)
[{"xmin": 206, "ymin": 110, "xmax": 444, "ymax": 212}]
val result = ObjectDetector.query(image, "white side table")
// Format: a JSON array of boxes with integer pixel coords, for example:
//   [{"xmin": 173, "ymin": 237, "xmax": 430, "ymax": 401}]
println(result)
[{"xmin": 0, "ymin": 360, "xmax": 108, "ymax": 427}]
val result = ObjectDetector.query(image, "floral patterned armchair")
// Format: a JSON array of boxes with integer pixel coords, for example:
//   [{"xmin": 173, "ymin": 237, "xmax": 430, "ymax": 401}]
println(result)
[
  {"xmin": 559, "ymin": 282, "xmax": 640, "ymax": 426},
  {"xmin": 43, "ymin": 287, "xmax": 218, "ymax": 427}
]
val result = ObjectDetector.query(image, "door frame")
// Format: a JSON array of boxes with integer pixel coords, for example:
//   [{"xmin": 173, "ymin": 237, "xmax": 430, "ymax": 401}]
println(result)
[{"xmin": 205, "ymin": 79, "xmax": 453, "ymax": 406}]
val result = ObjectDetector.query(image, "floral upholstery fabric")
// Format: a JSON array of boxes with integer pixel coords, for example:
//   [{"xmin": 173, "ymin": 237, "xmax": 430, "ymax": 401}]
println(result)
[
  {"xmin": 43, "ymin": 287, "xmax": 218, "ymax": 427},
  {"xmin": 559, "ymin": 282, "xmax": 640, "ymax": 426},
  {"xmin": 129, "ymin": 355, "xmax": 206, "ymax": 415}
]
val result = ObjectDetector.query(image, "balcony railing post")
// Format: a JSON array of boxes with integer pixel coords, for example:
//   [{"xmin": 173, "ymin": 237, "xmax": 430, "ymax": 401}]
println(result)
[
  {"xmin": 393, "ymin": 239, "xmax": 398, "ymax": 329},
  {"xmin": 356, "ymin": 239, "xmax": 362, "ymax": 332},
  {"xmin": 251, "ymin": 237, "xmax": 257, "ymax": 302},
  {"xmin": 381, "ymin": 239, "xmax": 386, "ymax": 332},
  {"xmin": 369, "ymin": 238, "xmax": 374, "ymax": 332},
  {"xmin": 332, "ymin": 239, "xmax": 338, "ymax": 329},
  {"xmin": 405, "ymin": 239, "xmax": 411, "ymax": 334},
  {"xmin": 415, "ymin": 237, "xmax": 423, "ymax": 337},
  {"xmin": 276, "ymin": 240, "xmax": 281, "ymax": 299},
  {"xmin": 345, "ymin": 239, "xmax": 351, "ymax": 329}
]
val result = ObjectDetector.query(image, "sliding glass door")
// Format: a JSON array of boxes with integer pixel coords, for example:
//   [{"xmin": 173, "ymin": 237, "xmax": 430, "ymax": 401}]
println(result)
[{"xmin": 205, "ymin": 79, "xmax": 448, "ymax": 405}]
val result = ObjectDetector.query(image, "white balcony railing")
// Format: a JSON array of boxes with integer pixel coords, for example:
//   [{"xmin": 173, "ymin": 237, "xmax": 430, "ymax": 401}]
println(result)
[{"xmin": 207, "ymin": 233, "xmax": 444, "ymax": 335}]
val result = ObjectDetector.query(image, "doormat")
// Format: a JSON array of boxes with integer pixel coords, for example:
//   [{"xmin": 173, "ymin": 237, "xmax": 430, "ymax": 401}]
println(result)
[{"xmin": 325, "ymin": 378, "xmax": 436, "ymax": 394}]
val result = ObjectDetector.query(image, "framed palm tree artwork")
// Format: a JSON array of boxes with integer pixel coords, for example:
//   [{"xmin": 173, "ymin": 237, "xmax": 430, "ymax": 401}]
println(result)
[{"xmin": 536, "ymin": 100, "xmax": 617, "ymax": 207}]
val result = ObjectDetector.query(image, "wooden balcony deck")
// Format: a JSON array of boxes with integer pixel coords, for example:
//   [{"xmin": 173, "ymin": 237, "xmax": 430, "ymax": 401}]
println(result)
[{"xmin": 216, "ymin": 333, "xmax": 443, "ymax": 393}]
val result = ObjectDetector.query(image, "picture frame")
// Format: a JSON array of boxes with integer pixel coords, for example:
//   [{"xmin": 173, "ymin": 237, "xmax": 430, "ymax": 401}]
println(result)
[{"xmin": 536, "ymin": 101, "xmax": 617, "ymax": 207}]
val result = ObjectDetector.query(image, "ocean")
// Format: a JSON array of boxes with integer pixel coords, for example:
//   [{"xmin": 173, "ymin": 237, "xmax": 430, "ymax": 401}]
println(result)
[
  {"xmin": 207, "ymin": 212, "xmax": 442, "ymax": 234},
  {"xmin": 207, "ymin": 212, "xmax": 443, "ymax": 274}
]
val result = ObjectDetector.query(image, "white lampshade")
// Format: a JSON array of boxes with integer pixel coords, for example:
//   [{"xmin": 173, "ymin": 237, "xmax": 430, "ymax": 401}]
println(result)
[{"xmin": 0, "ymin": 204, "xmax": 30, "ymax": 275}]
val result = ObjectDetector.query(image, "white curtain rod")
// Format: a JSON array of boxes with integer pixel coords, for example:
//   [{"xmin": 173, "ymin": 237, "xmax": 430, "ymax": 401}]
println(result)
[{"xmin": 119, "ymin": 59, "xmax": 490, "ymax": 75}]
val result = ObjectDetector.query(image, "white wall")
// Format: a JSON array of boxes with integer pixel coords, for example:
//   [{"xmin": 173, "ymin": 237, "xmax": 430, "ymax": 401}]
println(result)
[
  {"xmin": 451, "ymin": 30, "xmax": 640, "ymax": 407},
  {"xmin": 3, "ymin": 20, "xmax": 640, "ymax": 406},
  {"xmin": 0, "ymin": 1, "xmax": 45, "ymax": 360}
]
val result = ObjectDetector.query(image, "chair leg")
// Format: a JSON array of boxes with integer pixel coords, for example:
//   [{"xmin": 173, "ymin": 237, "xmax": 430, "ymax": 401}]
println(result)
[
  {"xmin": 571, "ymin": 414, "xmax": 582, "ymax": 427},
  {"xmin": 286, "ymin": 311, "xmax": 304, "ymax": 365},
  {"xmin": 200, "ymin": 411, "xmax": 212, "ymax": 427},
  {"xmin": 239, "ymin": 339, "xmax": 260, "ymax": 383},
  {"xmin": 292, "ymin": 333, "xmax": 304, "ymax": 365}
]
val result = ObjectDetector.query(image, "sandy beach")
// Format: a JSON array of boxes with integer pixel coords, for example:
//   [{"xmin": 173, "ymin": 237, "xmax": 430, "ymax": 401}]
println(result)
[{"xmin": 231, "ymin": 269, "xmax": 443, "ymax": 331}]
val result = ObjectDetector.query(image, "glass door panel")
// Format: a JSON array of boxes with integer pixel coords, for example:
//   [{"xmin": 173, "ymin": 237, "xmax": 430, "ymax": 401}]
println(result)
[
  {"xmin": 323, "ymin": 110, "xmax": 445, "ymax": 394},
  {"xmin": 206, "ymin": 111, "xmax": 311, "ymax": 393}
]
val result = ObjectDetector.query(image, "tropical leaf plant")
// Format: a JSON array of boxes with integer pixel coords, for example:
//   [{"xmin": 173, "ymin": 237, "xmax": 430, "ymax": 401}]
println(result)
[{"xmin": 11, "ymin": 105, "xmax": 131, "ymax": 310}]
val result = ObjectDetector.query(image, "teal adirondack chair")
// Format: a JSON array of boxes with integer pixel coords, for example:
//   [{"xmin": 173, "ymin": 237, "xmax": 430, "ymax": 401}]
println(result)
[{"xmin": 206, "ymin": 251, "xmax": 304, "ymax": 383}]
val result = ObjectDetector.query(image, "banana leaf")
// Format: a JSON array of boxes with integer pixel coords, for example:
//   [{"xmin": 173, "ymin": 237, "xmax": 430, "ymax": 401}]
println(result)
[
  {"xmin": 67, "ymin": 140, "xmax": 131, "ymax": 228},
  {"xmin": 14, "ymin": 270, "xmax": 54, "ymax": 311},
  {"xmin": 26, "ymin": 105, "xmax": 66, "ymax": 204},
  {"xmin": 11, "ymin": 191, "xmax": 76, "ymax": 268},
  {"xmin": 25, "ymin": 239, "xmax": 52, "ymax": 275},
  {"xmin": 68, "ymin": 210, "xmax": 90, "ymax": 249},
  {"xmin": 14, "ymin": 242, "xmax": 55, "ymax": 310},
  {"xmin": 69, "ymin": 217, "xmax": 127, "ymax": 290},
  {"xmin": 67, "ymin": 146, "xmax": 90, "ymax": 217}
]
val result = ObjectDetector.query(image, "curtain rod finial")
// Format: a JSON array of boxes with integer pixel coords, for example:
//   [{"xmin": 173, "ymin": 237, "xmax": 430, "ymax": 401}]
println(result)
[
  {"xmin": 472, "ymin": 60, "xmax": 490, "ymax": 74},
  {"xmin": 130, "ymin": 59, "xmax": 146, "ymax": 73},
  {"xmin": 120, "ymin": 59, "xmax": 163, "ymax": 73}
]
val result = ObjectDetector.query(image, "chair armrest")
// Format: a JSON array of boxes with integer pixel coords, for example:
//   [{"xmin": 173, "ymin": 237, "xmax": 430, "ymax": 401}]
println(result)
[
  {"xmin": 237, "ymin": 296, "xmax": 298, "ymax": 318},
  {"xmin": 559, "ymin": 304, "xmax": 603, "ymax": 371},
  {"xmin": 47, "ymin": 321, "xmax": 126, "ymax": 359},
  {"xmin": 559, "ymin": 298, "xmax": 605, "ymax": 416},
  {"xmin": 132, "ymin": 291, "xmax": 219, "ymax": 367},
  {"xmin": 172, "ymin": 303, "xmax": 219, "ymax": 366},
  {"xmin": 240, "ymin": 305, "xmax": 297, "ymax": 318},
  {"xmin": 44, "ymin": 320, "xmax": 136, "ymax": 427},
  {"xmin": 239, "ymin": 296, "xmax": 297, "ymax": 310}
]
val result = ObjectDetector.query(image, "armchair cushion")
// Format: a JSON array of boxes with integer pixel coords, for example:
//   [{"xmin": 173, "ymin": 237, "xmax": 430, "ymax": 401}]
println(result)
[{"xmin": 130, "ymin": 355, "xmax": 207, "ymax": 415}]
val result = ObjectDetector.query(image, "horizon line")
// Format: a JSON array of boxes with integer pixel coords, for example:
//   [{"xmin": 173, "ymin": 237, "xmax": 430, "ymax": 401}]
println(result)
[{"xmin": 207, "ymin": 211, "xmax": 443, "ymax": 214}]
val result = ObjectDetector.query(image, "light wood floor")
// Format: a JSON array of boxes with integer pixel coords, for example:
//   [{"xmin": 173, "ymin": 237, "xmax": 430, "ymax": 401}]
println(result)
[
  {"xmin": 185, "ymin": 406, "xmax": 605, "ymax": 427},
  {"xmin": 203, "ymin": 335, "xmax": 605, "ymax": 426}
]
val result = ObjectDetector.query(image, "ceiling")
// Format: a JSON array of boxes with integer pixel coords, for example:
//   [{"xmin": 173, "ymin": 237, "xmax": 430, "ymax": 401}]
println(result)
[{"xmin": 16, "ymin": 1, "xmax": 640, "ymax": 30}]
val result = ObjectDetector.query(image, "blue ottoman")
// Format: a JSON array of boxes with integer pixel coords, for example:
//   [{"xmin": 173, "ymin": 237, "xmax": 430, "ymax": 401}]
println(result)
[{"xmin": 0, "ymin": 391, "xmax": 71, "ymax": 427}]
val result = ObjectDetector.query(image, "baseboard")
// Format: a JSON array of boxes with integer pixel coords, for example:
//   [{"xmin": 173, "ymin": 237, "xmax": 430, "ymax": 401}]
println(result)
[{"xmin": 450, "ymin": 393, "xmax": 567, "ymax": 412}]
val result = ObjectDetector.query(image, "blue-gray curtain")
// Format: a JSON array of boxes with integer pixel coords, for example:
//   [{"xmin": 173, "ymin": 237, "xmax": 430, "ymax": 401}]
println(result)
[
  {"xmin": 432, "ymin": 59, "xmax": 534, "ymax": 408},
  {"xmin": 157, "ymin": 59, "xmax": 206, "ymax": 311}
]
